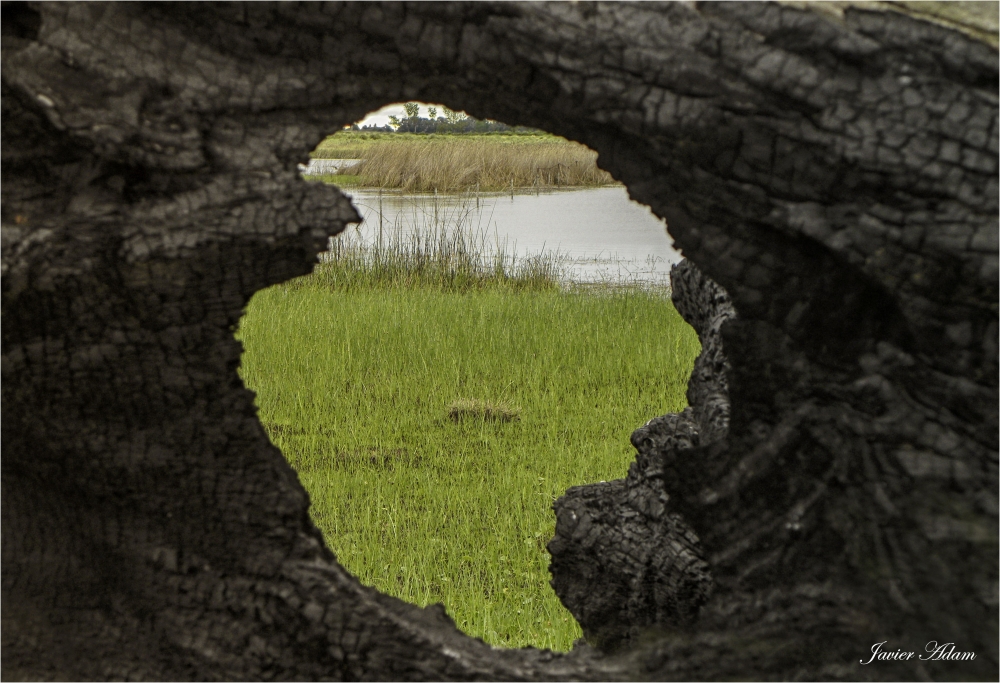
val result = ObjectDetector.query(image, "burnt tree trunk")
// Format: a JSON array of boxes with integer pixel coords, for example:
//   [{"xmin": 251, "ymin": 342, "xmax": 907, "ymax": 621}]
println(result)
[{"xmin": 2, "ymin": 2, "xmax": 996, "ymax": 680}]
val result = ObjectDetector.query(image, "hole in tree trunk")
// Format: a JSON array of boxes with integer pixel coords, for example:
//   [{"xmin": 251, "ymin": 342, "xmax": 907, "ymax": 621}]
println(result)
[{"xmin": 235, "ymin": 112, "xmax": 703, "ymax": 650}]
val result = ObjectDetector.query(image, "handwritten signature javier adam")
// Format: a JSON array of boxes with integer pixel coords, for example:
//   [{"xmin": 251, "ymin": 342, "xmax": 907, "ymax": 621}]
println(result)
[{"xmin": 861, "ymin": 641, "xmax": 976, "ymax": 665}]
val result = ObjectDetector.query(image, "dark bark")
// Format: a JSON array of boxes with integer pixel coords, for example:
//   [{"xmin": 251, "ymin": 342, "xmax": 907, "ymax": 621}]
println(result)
[{"xmin": 2, "ymin": 1, "xmax": 996, "ymax": 680}]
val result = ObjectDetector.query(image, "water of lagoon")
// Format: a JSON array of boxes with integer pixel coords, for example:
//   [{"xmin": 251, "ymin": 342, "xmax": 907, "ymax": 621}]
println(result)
[{"xmin": 334, "ymin": 186, "xmax": 684, "ymax": 286}]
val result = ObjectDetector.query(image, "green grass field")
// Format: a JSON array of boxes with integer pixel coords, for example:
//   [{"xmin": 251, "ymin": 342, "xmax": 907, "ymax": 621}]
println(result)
[{"xmin": 236, "ymin": 245, "xmax": 699, "ymax": 651}]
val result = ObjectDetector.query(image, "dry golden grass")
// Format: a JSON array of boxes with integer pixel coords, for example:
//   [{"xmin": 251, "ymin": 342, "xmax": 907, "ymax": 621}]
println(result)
[{"xmin": 325, "ymin": 134, "xmax": 615, "ymax": 192}]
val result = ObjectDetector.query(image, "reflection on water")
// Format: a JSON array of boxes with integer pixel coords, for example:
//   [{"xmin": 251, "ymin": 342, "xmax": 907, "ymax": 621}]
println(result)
[{"xmin": 336, "ymin": 186, "xmax": 682, "ymax": 284}]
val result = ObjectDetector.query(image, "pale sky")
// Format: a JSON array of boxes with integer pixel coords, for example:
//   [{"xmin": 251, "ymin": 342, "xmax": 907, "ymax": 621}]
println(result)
[{"xmin": 354, "ymin": 102, "xmax": 453, "ymax": 127}]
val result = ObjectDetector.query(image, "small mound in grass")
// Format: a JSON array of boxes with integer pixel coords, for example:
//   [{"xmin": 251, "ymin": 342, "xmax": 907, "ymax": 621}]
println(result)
[{"xmin": 447, "ymin": 399, "xmax": 520, "ymax": 423}]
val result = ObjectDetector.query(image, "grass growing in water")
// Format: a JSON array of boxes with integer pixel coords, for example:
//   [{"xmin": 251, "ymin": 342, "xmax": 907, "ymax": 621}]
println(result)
[
  {"xmin": 311, "ymin": 211, "xmax": 564, "ymax": 293},
  {"xmin": 236, "ymin": 222, "xmax": 700, "ymax": 651},
  {"xmin": 309, "ymin": 131, "xmax": 615, "ymax": 192}
]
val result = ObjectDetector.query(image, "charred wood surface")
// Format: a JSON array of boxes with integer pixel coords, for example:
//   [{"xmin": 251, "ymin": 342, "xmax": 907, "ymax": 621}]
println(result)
[{"xmin": 2, "ymin": 1, "xmax": 997, "ymax": 680}]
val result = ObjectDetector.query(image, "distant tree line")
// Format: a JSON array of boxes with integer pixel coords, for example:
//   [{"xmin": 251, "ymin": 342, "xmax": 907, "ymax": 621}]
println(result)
[{"xmin": 350, "ymin": 103, "xmax": 542, "ymax": 134}]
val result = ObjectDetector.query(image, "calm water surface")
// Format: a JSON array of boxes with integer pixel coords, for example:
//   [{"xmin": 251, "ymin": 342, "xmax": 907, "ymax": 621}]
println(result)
[{"xmin": 338, "ymin": 186, "xmax": 683, "ymax": 284}]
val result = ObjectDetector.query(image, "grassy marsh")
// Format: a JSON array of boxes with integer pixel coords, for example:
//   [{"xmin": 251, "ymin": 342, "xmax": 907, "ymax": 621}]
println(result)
[
  {"xmin": 308, "ymin": 131, "xmax": 616, "ymax": 192},
  {"xmin": 236, "ymin": 220, "xmax": 699, "ymax": 651}
]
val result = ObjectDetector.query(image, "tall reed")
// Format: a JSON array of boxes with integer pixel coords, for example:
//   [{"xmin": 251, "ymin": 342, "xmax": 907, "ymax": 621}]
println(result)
[
  {"xmin": 307, "ymin": 194, "xmax": 566, "ymax": 292},
  {"xmin": 319, "ymin": 134, "xmax": 615, "ymax": 192}
]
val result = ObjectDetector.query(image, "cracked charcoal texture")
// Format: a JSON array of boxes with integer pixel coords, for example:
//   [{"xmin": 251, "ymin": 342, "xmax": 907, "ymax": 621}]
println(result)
[{"xmin": 1, "ymin": 1, "xmax": 997, "ymax": 680}]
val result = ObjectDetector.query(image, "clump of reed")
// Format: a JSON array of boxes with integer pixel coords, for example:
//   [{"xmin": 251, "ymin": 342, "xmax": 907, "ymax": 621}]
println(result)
[
  {"xmin": 324, "ymin": 135, "xmax": 615, "ymax": 192},
  {"xmin": 303, "ymin": 195, "xmax": 565, "ymax": 293},
  {"xmin": 313, "ymin": 225, "xmax": 562, "ymax": 293}
]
